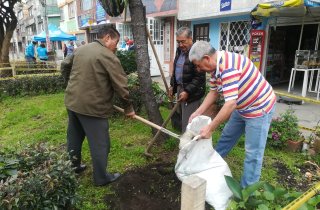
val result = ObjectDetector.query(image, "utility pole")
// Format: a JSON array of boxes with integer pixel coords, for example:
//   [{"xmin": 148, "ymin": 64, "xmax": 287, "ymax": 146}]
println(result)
[{"xmin": 40, "ymin": 0, "xmax": 51, "ymax": 52}]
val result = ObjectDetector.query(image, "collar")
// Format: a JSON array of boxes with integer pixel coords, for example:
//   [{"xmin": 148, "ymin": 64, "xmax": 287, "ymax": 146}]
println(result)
[
  {"xmin": 95, "ymin": 39, "xmax": 106, "ymax": 48},
  {"xmin": 215, "ymin": 51, "xmax": 222, "ymax": 78}
]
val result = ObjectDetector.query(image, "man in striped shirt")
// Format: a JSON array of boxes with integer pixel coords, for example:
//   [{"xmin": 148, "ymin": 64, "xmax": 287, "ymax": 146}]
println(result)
[{"xmin": 188, "ymin": 41, "xmax": 276, "ymax": 187}]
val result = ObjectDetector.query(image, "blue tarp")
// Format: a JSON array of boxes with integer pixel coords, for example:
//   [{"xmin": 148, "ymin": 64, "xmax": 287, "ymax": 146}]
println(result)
[{"xmin": 33, "ymin": 24, "xmax": 76, "ymax": 42}]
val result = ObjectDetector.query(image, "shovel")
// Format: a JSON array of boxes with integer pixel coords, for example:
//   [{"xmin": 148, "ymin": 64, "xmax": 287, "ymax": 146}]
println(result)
[
  {"xmin": 113, "ymin": 105, "xmax": 180, "ymax": 139},
  {"xmin": 144, "ymin": 101, "xmax": 181, "ymax": 157}
]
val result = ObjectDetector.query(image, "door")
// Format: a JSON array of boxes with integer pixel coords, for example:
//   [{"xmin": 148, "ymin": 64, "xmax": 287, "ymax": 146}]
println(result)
[{"xmin": 148, "ymin": 18, "xmax": 164, "ymax": 76}]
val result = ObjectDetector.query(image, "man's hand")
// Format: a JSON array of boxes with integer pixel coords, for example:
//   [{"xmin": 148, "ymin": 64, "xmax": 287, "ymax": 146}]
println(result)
[
  {"xmin": 125, "ymin": 111, "xmax": 136, "ymax": 119},
  {"xmin": 189, "ymin": 111, "xmax": 200, "ymax": 123},
  {"xmin": 199, "ymin": 124, "xmax": 213, "ymax": 139},
  {"xmin": 178, "ymin": 91, "xmax": 189, "ymax": 102},
  {"xmin": 168, "ymin": 86, "xmax": 174, "ymax": 101}
]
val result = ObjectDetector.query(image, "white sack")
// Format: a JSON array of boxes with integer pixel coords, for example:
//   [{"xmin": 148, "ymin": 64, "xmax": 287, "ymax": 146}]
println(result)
[{"xmin": 175, "ymin": 116, "xmax": 233, "ymax": 210}]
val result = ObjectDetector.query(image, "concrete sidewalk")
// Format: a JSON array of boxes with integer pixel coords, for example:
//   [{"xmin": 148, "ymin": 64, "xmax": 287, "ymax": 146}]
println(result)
[{"xmin": 152, "ymin": 75, "xmax": 320, "ymax": 137}]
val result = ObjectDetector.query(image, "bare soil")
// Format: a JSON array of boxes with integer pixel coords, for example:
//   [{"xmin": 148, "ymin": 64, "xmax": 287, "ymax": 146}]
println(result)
[{"xmin": 105, "ymin": 153, "xmax": 319, "ymax": 210}]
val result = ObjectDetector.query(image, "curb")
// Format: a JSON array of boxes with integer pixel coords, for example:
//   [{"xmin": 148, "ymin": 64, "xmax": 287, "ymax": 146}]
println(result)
[
  {"xmin": 299, "ymin": 125, "xmax": 315, "ymax": 132},
  {"xmin": 274, "ymin": 91, "xmax": 318, "ymax": 132},
  {"xmin": 274, "ymin": 90, "xmax": 320, "ymax": 105}
]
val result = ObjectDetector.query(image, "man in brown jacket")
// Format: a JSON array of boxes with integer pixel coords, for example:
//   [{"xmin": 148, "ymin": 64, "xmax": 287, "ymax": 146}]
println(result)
[{"xmin": 61, "ymin": 25, "xmax": 135, "ymax": 186}]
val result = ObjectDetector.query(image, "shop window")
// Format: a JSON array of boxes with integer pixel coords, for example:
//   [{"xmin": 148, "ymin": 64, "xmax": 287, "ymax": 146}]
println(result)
[
  {"xmin": 193, "ymin": 24, "xmax": 210, "ymax": 42},
  {"xmin": 220, "ymin": 21, "xmax": 251, "ymax": 55},
  {"xmin": 148, "ymin": 18, "xmax": 164, "ymax": 45}
]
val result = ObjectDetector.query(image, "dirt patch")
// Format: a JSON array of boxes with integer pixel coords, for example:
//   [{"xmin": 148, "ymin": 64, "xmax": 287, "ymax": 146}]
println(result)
[
  {"xmin": 105, "ymin": 162, "xmax": 213, "ymax": 210},
  {"xmin": 105, "ymin": 158, "xmax": 319, "ymax": 209},
  {"xmin": 273, "ymin": 161, "xmax": 320, "ymax": 192}
]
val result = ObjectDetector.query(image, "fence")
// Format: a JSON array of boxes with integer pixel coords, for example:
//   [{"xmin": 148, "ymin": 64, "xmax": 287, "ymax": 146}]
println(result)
[{"xmin": 0, "ymin": 60, "xmax": 59, "ymax": 79}]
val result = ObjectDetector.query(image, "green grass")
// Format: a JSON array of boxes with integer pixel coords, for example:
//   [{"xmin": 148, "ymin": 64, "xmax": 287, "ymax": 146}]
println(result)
[{"xmin": 0, "ymin": 93, "xmax": 318, "ymax": 209}]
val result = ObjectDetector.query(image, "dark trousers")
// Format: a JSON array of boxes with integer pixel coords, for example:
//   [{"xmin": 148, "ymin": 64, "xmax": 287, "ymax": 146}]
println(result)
[
  {"xmin": 177, "ymin": 86, "xmax": 202, "ymax": 132},
  {"xmin": 67, "ymin": 109, "xmax": 111, "ymax": 185}
]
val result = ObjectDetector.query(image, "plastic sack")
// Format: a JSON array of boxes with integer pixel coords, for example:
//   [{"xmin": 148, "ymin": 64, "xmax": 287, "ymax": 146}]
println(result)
[{"xmin": 175, "ymin": 115, "xmax": 233, "ymax": 210}]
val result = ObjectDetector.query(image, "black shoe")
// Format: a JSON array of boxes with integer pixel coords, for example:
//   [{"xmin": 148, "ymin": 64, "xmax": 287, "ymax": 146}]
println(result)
[
  {"xmin": 74, "ymin": 164, "xmax": 87, "ymax": 174},
  {"xmin": 96, "ymin": 173, "xmax": 121, "ymax": 186}
]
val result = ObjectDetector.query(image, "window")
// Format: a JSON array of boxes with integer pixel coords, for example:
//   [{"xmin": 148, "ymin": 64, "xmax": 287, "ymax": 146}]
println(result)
[
  {"xmin": 117, "ymin": 23, "xmax": 133, "ymax": 47},
  {"xmin": 60, "ymin": 8, "xmax": 64, "ymax": 21},
  {"xmin": 28, "ymin": 7, "xmax": 33, "ymax": 17},
  {"xmin": 81, "ymin": 0, "xmax": 92, "ymax": 11},
  {"xmin": 220, "ymin": 21, "xmax": 251, "ymax": 55},
  {"xmin": 68, "ymin": 1, "xmax": 75, "ymax": 18},
  {"xmin": 148, "ymin": 18, "xmax": 163, "ymax": 45},
  {"xmin": 18, "ymin": 11, "xmax": 23, "ymax": 20},
  {"xmin": 193, "ymin": 24, "xmax": 210, "ymax": 42}
]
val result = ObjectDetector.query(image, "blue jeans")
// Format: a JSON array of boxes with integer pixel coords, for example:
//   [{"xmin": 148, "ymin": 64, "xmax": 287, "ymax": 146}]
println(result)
[{"xmin": 215, "ymin": 106, "xmax": 275, "ymax": 187}]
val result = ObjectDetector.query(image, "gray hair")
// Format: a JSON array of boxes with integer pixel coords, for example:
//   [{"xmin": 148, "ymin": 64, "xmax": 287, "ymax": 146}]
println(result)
[
  {"xmin": 189, "ymin": 41, "xmax": 216, "ymax": 61},
  {"xmin": 176, "ymin": 27, "xmax": 192, "ymax": 38}
]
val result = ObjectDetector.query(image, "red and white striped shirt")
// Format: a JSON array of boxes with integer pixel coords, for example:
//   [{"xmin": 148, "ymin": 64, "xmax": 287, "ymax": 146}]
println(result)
[{"xmin": 210, "ymin": 51, "xmax": 276, "ymax": 118}]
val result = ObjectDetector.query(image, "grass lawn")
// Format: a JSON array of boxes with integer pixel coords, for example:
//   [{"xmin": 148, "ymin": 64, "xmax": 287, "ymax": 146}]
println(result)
[{"xmin": 0, "ymin": 93, "xmax": 319, "ymax": 209}]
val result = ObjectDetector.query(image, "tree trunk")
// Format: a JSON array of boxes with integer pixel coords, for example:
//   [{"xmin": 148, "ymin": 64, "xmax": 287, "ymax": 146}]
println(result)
[
  {"xmin": 0, "ymin": 0, "xmax": 18, "ymax": 67},
  {"xmin": 128, "ymin": 0, "xmax": 166, "ymax": 140}
]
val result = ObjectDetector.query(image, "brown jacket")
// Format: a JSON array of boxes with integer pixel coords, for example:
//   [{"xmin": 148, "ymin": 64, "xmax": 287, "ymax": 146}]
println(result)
[{"xmin": 61, "ymin": 39, "xmax": 133, "ymax": 118}]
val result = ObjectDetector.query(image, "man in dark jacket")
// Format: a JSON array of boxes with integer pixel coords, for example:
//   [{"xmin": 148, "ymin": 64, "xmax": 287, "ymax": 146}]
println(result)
[
  {"xmin": 169, "ymin": 27, "xmax": 206, "ymax": 132},
  {"xmin": 61, "ymin": 25, "xmax": 135, "ymax": 186}
]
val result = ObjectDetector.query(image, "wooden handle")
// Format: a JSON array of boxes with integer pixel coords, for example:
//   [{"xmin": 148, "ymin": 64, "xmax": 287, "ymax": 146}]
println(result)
[
  {"xmin": 113, "ymin": 105, "xmax": 180, "ymax": 139},
  {"xmin": 113, "ymin": 105, "xmax": 162, "ymax": 130}
]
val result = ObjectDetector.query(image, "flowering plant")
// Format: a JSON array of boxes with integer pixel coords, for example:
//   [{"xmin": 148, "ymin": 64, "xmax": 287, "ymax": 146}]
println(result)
[{"xmin": 267, "ymin": 109, "xmax": 301, "ymax": 148}]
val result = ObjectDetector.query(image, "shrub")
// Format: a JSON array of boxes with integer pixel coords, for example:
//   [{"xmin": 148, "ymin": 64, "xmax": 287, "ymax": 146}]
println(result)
[
  {"xmin": 113, "ymin": 73, "xmax": 166, "ymax": 113},
  {"xmin": 0, "ymin": 143, "xmax": 79, "ymax": 209},
  {"xmin": 116, "ymin": 50, "xmax": 137, "ymax": 75},
  {"xmin": 0, "ymin": 75, "xmax": 66, "ymax": 98},
  {"xmin": 267, "ymin": 109, "xmax": 301, "ymax": 149},
  {"xmin": 225, "ymin": 175, "xmax": 320, "ymax": 210}
]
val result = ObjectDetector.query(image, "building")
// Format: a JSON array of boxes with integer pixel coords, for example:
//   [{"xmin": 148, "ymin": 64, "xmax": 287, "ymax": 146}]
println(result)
[
  {"xmin": 14, "ymin": 0, "xmax": 60, "ymax": 57},
  {"xmin": 178, "ymin": 0, "xmax": 320, "ymax": 99}
]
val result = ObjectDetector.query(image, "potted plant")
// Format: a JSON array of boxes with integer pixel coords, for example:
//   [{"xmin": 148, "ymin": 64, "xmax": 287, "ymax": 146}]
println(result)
[
  {"xmin": 267, "ymin": 109, "xmax": 303, "ymax": 151},
  {"xmin": 306, "ymin": 122, "xmax": 320, "ymax": 155}
]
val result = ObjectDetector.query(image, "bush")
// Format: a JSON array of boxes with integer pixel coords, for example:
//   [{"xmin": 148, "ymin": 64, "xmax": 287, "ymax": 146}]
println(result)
[
  {"xmin": 225, "ymin": 175, "xmax": 320, "ymax": 210},
  {"xmin": 116, "ymin": 50, "xmax": 137, "ymax": 75},
  {"xmin": 0, "ymin": 143, "xmax": 79, "ymax": 209},
  {"xmin": 0, "ymin": 75, "xmax": 66, "ymax": 98},
  {"xmin": 113, "ymin": 73, "xmax": 167, "ymax": 113},
  {"xmin": 267, "ymin": 109, "xmax": 301, "ymax": 149}
]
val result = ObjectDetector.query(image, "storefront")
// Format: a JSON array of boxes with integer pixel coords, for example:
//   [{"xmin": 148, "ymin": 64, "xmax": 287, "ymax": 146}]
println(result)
[{"xmin": 252, "ymin": 0, "xmax": 320, "ymax": 99}]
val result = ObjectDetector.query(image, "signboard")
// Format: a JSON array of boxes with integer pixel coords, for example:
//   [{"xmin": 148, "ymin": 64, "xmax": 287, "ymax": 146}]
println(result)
[
  {"xmin": 79, "ymin": 14, "xmax": 93, "ymax": 27},
  {"xmin": 220, "ymin": 0, "xmax": 231, "ymax": 12},
  {"xmin": 248, "ymin": 30, "xmax": 265, "ymax": 72},
  {"xmin": 96, "ymin": 1, "xmax": 106, "ymax": 23}
]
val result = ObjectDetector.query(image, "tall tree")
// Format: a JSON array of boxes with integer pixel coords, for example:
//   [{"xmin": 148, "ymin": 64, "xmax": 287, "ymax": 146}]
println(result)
[
  {"xmin": 99, "ymin": 0, "xmax": 165, "ymax": 138},
  {"xmin": 127, "ymin": 0, "xmax": 165, "ymax": 136},
  {"xmin": 0, "ymin": 0, "xmax": 19, "ymax": 67}
]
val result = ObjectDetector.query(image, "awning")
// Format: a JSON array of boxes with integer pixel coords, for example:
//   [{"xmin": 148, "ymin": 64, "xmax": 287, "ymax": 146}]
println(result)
[
  {"xmin": 33, "ymin": 24, "xmax": 77, "ymax": 42},
  {"xmin": 251, "ymin": 0, "xmax": 320, "ymax": 19}
]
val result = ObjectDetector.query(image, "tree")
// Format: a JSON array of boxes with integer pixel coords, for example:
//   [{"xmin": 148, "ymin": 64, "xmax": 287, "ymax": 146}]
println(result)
[
  {"xmin": 99, "ymin": 0, "xmax": 166, "ymax": 139},
  {"xmin": 127, "ymin": 0, "xmax": 165, "ymax": 137},
  {"xmin": 0, "ymin": 0, "xmax": 19, "ymax": 66}
]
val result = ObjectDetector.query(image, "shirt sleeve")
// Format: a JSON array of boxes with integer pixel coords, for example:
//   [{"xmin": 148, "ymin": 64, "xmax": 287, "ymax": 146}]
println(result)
[
  {"xmin": 221, "ymin": 68, "xmax": 241, "ymax": 101},
  {"xmin": 104, "ymin": 55, "xmax": 134, "ymax": 114}
]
